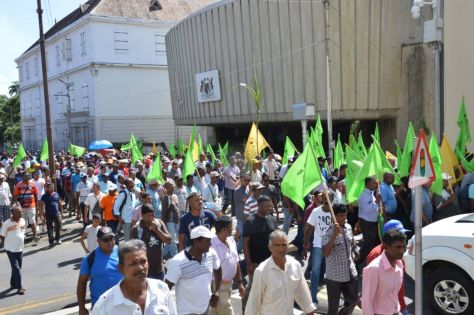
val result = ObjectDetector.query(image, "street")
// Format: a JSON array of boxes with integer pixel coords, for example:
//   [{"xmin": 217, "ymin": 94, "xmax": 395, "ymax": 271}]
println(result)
[{"xmin": 0, "ymin": 217, "xmax": 429, "ymax": 315}]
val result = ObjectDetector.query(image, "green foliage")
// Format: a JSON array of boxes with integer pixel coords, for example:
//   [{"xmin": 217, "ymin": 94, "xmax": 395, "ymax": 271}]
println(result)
[{"xmin": 0, "ymin": 82, "xmax": 22, "ymax": 146}]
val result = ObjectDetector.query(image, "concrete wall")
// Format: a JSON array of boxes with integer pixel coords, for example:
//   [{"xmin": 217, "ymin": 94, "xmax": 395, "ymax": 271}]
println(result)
[
  {"xmin": 166, "ymin": 0, "xmax": 424, "ymax": 149},
  {"xmin": 444, "ymin": 0, "xmax": 474, "ymax": 151}
]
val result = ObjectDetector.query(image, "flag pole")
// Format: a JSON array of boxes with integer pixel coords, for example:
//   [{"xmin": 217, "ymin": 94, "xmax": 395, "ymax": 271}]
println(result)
[{"xmin": 322, "ymin": 188, "xmax": 337, "ymax": 223}]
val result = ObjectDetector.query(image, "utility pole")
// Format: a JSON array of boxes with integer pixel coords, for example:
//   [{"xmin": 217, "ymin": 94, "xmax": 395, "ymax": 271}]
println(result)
[
  {"xmin": 36, "ymin": 0, "xmax": 55, "ymax": 183},
  {"xmin": 324, "ymin": 0, "xmax": 334, "ymax": 159},
  {"xmin": 57, "ymin": 79, "xmax": 72, "ymax": 145}
]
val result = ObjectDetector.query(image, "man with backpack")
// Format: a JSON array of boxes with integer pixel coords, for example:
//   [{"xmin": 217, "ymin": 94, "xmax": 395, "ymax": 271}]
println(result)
[
  {"xmin": 113, "ymin": 178, "xmax": 137, "ymax": 241},
  {"xmin": 77, "ymin": 226, "xmax": 122, "ymax": 315}
]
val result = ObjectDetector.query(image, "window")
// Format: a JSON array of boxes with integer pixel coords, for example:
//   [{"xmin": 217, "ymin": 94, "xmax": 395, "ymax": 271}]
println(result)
[
  {"xmin": 69, "ymin": 86, "xmax": 75, "ymax": 111},
  {"xmin": 81, "ymin": 84, "xmax": 89, "ymax": 108},
  {"xmin": 34, "ymin": 57, "xmax": 39, "ymax": 76},
  {"xmin": 114, "ymin": 31, "xmax": 129, "ymax": 54},
  {"xmin": 80, "ymin": 32, "xmax": 86, "ymax": 56},
  {"xmin": 55, "ymin": 45, "xmax": 61, "ymax": 67},
  {"xmin": 25, "ymin": 62, "xmax": 30, "ymax": 80},
  {"xmin": 64, "ymin": 38, "xmax": 72, "ymax": 61},
  {"xmin": 154, "ymin": 32, "xmax": 166, "ymax": 54}
]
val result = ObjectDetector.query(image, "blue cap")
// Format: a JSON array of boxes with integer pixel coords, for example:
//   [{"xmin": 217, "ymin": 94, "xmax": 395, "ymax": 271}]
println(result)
[{"xmin": 383, "ymin": 219, "xmax": 411, "ymax": 234}]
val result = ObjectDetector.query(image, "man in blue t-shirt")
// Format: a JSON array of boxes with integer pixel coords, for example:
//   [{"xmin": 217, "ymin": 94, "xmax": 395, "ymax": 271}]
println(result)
[
  {"xmin": 178, "ymin": 192, "xmax": 216, "ymax": 251},
  {"xmin": 40, "ymin": 183, "xmax": 63, "ymax": 245},
  {"xmin": 77, "ymin": 226, "xmax": 123, "ymax": 314}
]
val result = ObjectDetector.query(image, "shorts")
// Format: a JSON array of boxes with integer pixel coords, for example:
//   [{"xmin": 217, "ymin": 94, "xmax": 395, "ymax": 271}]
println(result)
[{"xmin": 22, "ymin": 208, "xmax": 36, "ymax": 225}]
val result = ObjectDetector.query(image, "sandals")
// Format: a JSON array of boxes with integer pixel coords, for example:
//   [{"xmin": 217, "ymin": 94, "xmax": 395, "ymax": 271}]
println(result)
[{"xmin": 17, "ymin": 288, "xmax": 26, "ymax": 295}]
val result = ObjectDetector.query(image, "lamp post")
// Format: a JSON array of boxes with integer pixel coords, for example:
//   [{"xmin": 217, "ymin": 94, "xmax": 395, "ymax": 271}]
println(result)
[{"xmin": 36, "ymin": 0, "xmax": 55, "ymax": 185}]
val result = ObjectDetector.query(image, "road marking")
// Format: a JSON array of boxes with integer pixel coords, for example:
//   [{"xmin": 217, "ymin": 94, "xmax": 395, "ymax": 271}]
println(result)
[{"xmin": 0, "ymin": 293, "xmax": 76, "ymax": 315}]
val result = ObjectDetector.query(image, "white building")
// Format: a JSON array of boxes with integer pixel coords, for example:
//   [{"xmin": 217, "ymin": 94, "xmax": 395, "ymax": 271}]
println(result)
[{"xmin": 16, "ymin": 0, "xmax": 215, "ymax": 151}]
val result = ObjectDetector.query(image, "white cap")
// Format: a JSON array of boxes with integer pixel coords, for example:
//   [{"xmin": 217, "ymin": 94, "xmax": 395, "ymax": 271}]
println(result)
[
  {"xmin": 107, "ymin": 183, "xmax": 117, "ymax": 190},
  {"xmin": 441, "ymin": 173, "xmax": 453, "ymax": 180},
  {"xmin": 190, "ymin": 226, "xmax": 214, "ymax": 239},
  {"xmin": 210, "ymin": 171, "xmax": 220, "ymax": 178},
  {"xmin": 148, "ymin": 178, "xmax": 159, "ymax": 185}
]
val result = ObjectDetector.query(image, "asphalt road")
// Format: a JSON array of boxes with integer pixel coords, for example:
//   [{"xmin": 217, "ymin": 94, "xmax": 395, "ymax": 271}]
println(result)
[{"xmin": 0, "ymin": 217, "xmax": 428, "ymax": 315}]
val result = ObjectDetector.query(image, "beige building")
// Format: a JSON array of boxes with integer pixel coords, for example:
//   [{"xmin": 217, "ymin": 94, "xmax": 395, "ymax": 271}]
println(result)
[
  {"xmin": 166, "ymin": 0, "xmax": 457, "ymax": 153},
  {"xmin": 444, "ymin": 0, "xmax": 474, "ymax": 151}
]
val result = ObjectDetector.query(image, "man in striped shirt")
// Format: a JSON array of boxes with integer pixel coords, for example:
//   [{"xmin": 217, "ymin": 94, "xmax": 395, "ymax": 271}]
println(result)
[{"xmin": 243, "ymin": 182, "xmax": 264, "ymax": 221}]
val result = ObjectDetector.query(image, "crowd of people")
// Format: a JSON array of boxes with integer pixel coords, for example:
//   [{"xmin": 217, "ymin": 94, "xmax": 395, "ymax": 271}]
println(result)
[{"xmin": 0, "ymin": 143, "xmax": 473, "ymax": 314}]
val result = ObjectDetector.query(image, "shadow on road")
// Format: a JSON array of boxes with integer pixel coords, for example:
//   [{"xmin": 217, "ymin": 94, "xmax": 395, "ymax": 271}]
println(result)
[
  {"xmin": 0, "ymin": 287, "xmax": 17, "ymax": 299},
  {"xmin": 58, "ymin": 257, "xmax": 83, "ymax": 270}
]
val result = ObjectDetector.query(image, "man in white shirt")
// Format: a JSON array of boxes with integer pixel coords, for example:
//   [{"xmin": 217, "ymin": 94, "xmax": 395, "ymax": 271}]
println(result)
[
  {"xmin": 92, "ymin": 239, "xmax": 177, "ymax": 315},
  {"xmin": 0, "ymin": 206, "xmax": 27, "ymax": 295},
  {"xmin": 165, "ymin": 226, "xmax": 222, "ymax": 315},
  {"xmin": 262, "ymin": 151, "xmax": 279, "ymax": 182},
  {"xmin": 31, "ymin": 171, "xmax": 46, "ymax": 232},
  {"xmin": 76, "ymin": 175, "xmax": 93, "ymax": 228},
  {"xmin": 84, "ymin": 183, "xmax": 105, "ymax": 226},
  {"xmin": 0, "ymin": 174, "xmax": 12, "ymax": 228},
  {"xmin": 113, "ymin": 178, "xmax": 137, "ymax": 241},
  {"xmin": 246, "ymin": 230, "xmax": 315, "ymax": 315},
  {"xmin": 303, "ymin": 192, "xmax": 334, "ymax": 307},
  {"xmin": 202, "ymin": 171, "xmax": 222, "ymax": 215}
]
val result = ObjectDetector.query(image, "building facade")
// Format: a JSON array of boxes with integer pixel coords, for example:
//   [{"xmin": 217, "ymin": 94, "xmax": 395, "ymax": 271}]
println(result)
[
  {"xmin": 16, "ymin": 0, "xmax": 215, "ymax": 151},
  {"xmin": 166, "ymin": 0, "xmax": 448, "ymax": 152}
]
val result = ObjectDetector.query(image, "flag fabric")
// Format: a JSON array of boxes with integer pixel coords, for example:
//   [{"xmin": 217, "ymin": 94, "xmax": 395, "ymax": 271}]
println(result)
[
  {"xmin": 223, "ymin": 141, "xmax": 229, "ymax": 156},
  {"xmin": 399, "ymin": 122, "xmax": 416, "ymax": 177},
  {"xmin": 177, "ymin": 138, "xmax": 185, "ymax": 155},
  {"xmin": 345, "ymin": 144, "xmax": 363, "ymax": 197},
  {"xmin": 198, "ymin": 134, "xmax": 204, "ymax": 157},
  {"xmin": 40, "ymin": 139, "xmax": 48, "ymax": 162},
  {"xmin": 168, "ymin": 144, "xmax": 176, "ymax": 157},
  {"xmin": 440, "ymin": 136, "xmax": 463, "ymax": 185},
  {"xmin": 188, "ymin": 125, "xmax": 199, "ymax": 162},
  {"xmin": 13, "ymin": 143, "xmax": 27, "ymax": 168},
  {"xmin": 282, "ymin": 136, "xmax": 297, "ymax": 166},
  {"xmin": 68, "ymin": 144, "xmax": 86, "ymax": 158},
  {"xmin": 146, "ymin": 154, "xmax": 163, "ymax": 184},
  {"xmin": 429, "ymin": 135, "xmax": 444, "ymax": 195},
  {"xmin": 218, "ymin": 143, "xmax": 229, "ymax": 167},
  {"xmin": 281, "ymin": 142, "xmax": 323, "ymax": 209},
  {"xmin": 333, "ymin": 134, "xmax": 345, "ymax": 170},
  {"xmin": 127, "ymin": 134, "xmax": 142, "ymax": 164},
  {"xmin": 244, "ymin": 123, "xmax": 270, "ymax": 162},
  {"xmin": 206, "ymin": 144, "xmax": 217, "ymax": 163},
  {"xmin": 357, "ymin": 132, "xmax": 367, "ymax": 157},
  {"xmin": 373, "ymin": 122, "xmax": 380, "ymax": 144},
  {"xmin": 151, "ymin": 142, "xmax": 158, "ymax": 154},
  {"xmin": 395, "ymin": 140, "xmax": 403, "ymax": 171},
  {"xmin": 182, "ymin": 147, "xmax": 196, "ymax": 180},
  {"xmin": 460, "ymin": 155, "xmax": 474, "ymax": 172},
  {"xmin": 455, "ymin": 96, "xmax": 471, "ymax": 160},
  {"xmin": 315, "ymin": 115, "xmax": 323, "ymax": 144}
]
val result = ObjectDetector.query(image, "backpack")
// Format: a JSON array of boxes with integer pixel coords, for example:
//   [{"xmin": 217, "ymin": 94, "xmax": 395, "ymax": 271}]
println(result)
[
  {"xmin": 114, "ymin": 190, "xmax": 127, "ymax": 215},
  {"xmin": 87, "ymin": 248, "xmax": 96, "ymax": 270}
]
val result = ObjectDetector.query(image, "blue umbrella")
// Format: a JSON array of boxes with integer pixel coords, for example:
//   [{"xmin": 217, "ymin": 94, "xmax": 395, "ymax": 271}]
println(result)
[{"xmin": 89, "ymin": 140, "xmax": 113, "ymax": 150}]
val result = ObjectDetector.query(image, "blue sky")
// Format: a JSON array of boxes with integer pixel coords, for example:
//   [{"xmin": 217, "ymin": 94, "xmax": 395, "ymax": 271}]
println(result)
[{"xmin": 0, "ymin": 0, "xmax": 84, "ymax": 96}]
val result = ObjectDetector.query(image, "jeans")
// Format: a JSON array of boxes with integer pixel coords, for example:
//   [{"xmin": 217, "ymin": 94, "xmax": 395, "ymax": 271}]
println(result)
[
  {"xmin": 122, "ymin": 222, "xmax": 132, "ymax": 241},
  {"xmin": 6, "ymin": 251, "xmax": 22, "ymax": 289},
  {"xmin": 282, "ymin": 207, "xmax": 293, "ymax": 234},
  {"xmin": 326, "ymin": 278, "xmax": 359, "ymax": 315},
  {"xmin": 210, "ymin": 282, "xmax": 234, "ymax": 315},
  {"xmin": 46, "ymin": 212, "xmax": 62, "ymax": 244},
  {"xmin": 311, "ymin": 247, "xmax": 324, "ymax": 304},
  {"xmin": 163, "ymin": 222, "xmax": 178, "ymax": 258},
  {"xmin": 236, "ymin": 220, "xmax": 244, "ymax": 253},
  {"xmin": 222, "ymin": 188, "xmax": 235, "ymax": 215},
  {"xmin": 292, "ymin": 221, "xmax": 305, "ymax": 255}
]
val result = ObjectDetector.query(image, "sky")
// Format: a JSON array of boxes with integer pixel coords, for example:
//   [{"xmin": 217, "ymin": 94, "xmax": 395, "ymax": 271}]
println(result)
[{"xmin": 0, "ymin": 0, "xmax": 84, "ymax": 96}]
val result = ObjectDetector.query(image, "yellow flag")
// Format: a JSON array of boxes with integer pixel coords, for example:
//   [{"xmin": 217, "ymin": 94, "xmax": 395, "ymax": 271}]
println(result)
[
  {"xmin": 385, "ymin": 150, "xmax": 397, "ymax": 162},
  {"xmin": 151, "ymin": 142, "xmax": 158, "ymax": 154},
  {"xmin": 244, "ymin": 123, "xmax": 270, "ymax": 161},
  {"xmin": 192, "ymin": 140, "xmax": 200, "ymax": 162},
  {"xmin": 440, "ymin": 136, "xmax": 463, "ymax": 184}
]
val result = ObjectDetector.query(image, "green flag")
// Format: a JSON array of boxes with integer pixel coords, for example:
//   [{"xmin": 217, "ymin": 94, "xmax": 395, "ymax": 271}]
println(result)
[
  {"xmin": 13, "ymin": 143, "xmax": 27, "ymax": 168},
  {"xmin": 206, "ymin": 144, "xmax": 217, "ymax": 164},
  {"xmin": 281, "ymin": 142, "xmax": 323, "ymax": 209},
  {"xmin": 315, "ymin": 114, "xmax": 323, "ymax": 144},
  {"xmin": 40, "ymin": 139, "xmax": 48, "ymax": 162},
  {"xmin": 282, "ymin": 136, "xmax": 297, "ymax": 166},
  {"xmin": 218, "ymin": 143, "xmax": 229, "ymax": 167},
  {"xmin": 146, "ymin": 154, "xmax": 163, "ymax": 183},
  {"xmin": 373, "ymin": 122, "xmax": 380, "ymax": 144},
  {"xmin": 395, "ymin": 140, "xmax": 403, "ymax": 171},
  {"xmin": 429, "ymin": 134, "xmax": 443, "ymax": 195},
  {"xmin": 222, "ymin": 141, "xmax": 229, "ymax": 156},
  {"xmin": 357, "ymin": 132, "xmax": 367, "ymax": 157},
  {"xmin": 198, "ymin": 134, "xmax": 204, "ymax": 157},
  {"xmin": 345, "ymin": 144, "xmax": 363, "ymax": 198},
  {"xmin": 399, "ymin": 122, "xmax": 416, "ymax": 177},
  {"xmin": 177, "ymin": 138, "xmax": 185, "ymax": 155},
  {"xmin": 182, "ymin": 147, "xmax": 196, "ymax": 180},
  {"xmin": 460, "ymin": 155, "xmax": 474, "ymax": 172},
  {"xmin": 168, "ymin": 144, "xmax": 176, "ymax": 158},
  {"xmin": 334, "ymin": 134, "xmax": 345, "ymax": 170},
  {"xmin": 69, "ymin": 144, "xmax": 86, "ymax": 158},
  {"xmin": 455, "ymin": 96, "xmax": 471, "ymax": 160}
]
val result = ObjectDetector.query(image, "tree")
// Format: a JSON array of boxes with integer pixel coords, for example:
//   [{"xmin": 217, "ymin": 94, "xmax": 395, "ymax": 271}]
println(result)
[{"xmin": 1, "ymin": 81, "xmax": 21, "ymax": 146}]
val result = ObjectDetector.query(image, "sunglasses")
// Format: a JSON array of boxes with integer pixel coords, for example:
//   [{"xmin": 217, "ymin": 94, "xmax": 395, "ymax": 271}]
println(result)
[{"xmin": 100, "ymin": 236, "xmax": 115, "ymax": 242}]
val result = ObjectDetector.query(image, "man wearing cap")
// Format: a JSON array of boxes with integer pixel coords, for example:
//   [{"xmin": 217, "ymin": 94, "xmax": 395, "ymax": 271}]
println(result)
[
  {"xmin": 146, "ymin": 178, "xmax": 162, "ymax": 220},
  {"xmin": 251, "ymin": 159, "xmax": 263, "ymax": 183},
  {"xmin": 77, "ymin": 226, "xmax": 123, "ymax": 314},
  {"xmin": 433, "ymin": 173, "xmax": 460, "ymax": 221},
  {"xmin": 113, "ymin": 178, "xmax": 137, "ymax": 241},
  {"xmin": 327, "ymin": 176, "xmax": 344, "ymax": 206},
  {"xmin": 13, "ymin": 172, "xmax": 39, "ymax": 243},
  {"xmin": 76, "ymin": 175, "xmax": 93, "ymax": 226},
  {"xmin": 165, "ymin": 226, "xmax": 222, "ymax": 315},
  {"xmin": 362, "ymin": 228, "xmax": 407, "ymax": 315},
  {"xmin": 91, "ymin": 239, "xmax": 177, "ymax": 315},
  {"xmin": 178, "ymin": 192, "xmax": 217, "ymax": 251},
  {"xmin": 202, "ymin": 171, "xmax": 222, "ymax": 215},
  {"xmin": 100, "ymin": 184, "xmax": 118, "ymax": 237},
  {"xmin": 243, "ymin": 182, "xmax": 265, "ymax": 221},
  {"xmin": 366, "ymin": 219, "xmax": 411, "ymax": 315}
]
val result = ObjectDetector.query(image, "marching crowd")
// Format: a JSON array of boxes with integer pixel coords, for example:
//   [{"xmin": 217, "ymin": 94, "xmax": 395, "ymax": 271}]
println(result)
[{"xmin": 0, "ymin": 145, "xmax": 473, "ymax": 315}]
